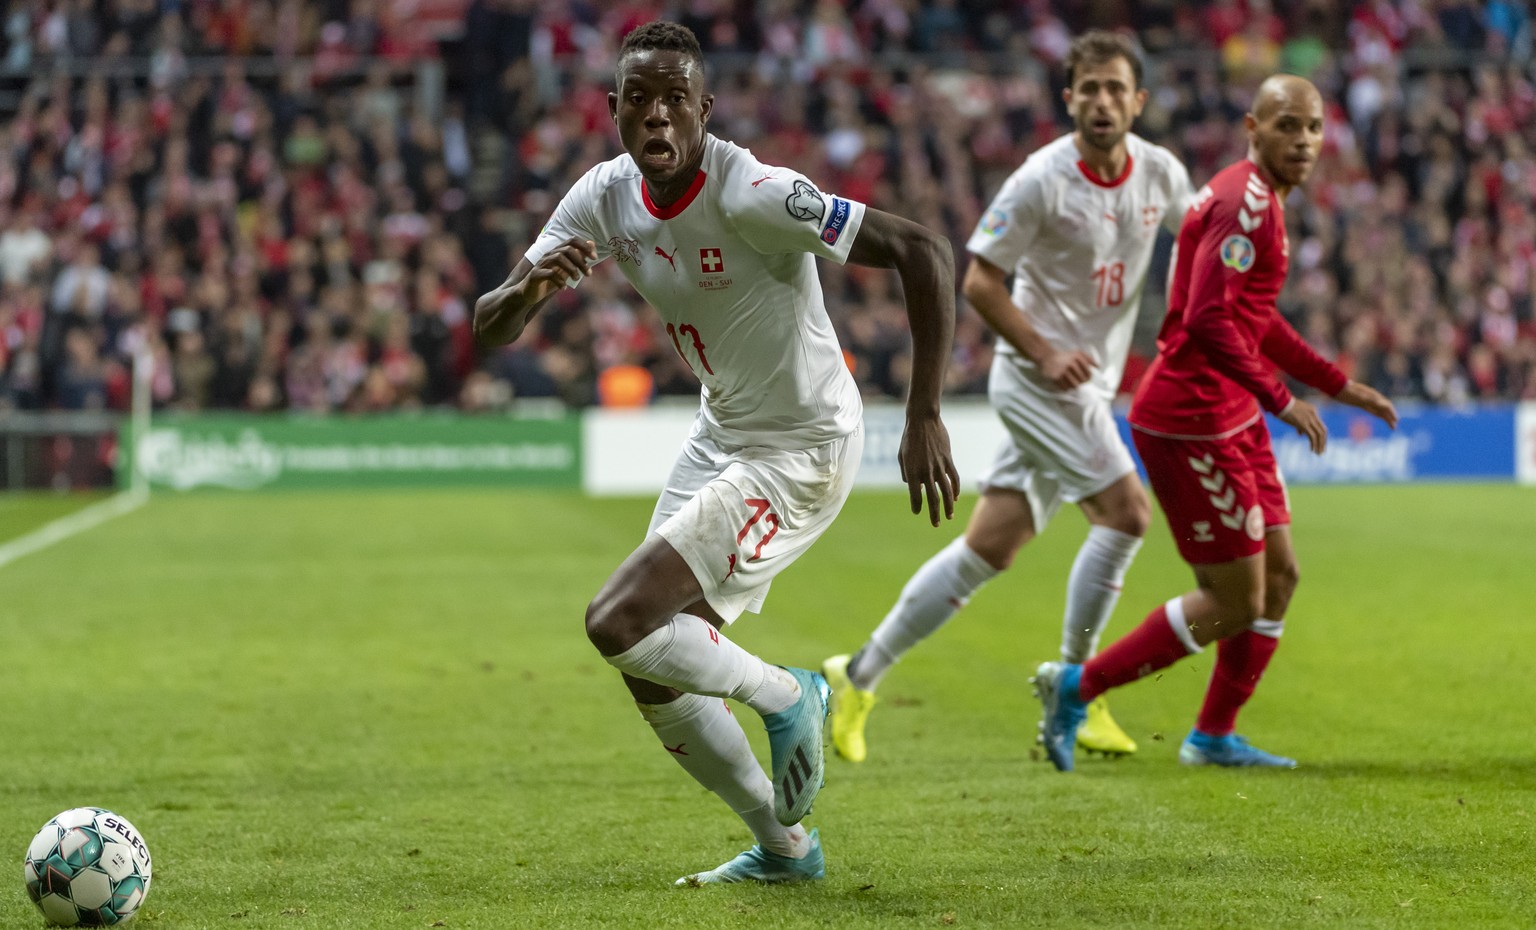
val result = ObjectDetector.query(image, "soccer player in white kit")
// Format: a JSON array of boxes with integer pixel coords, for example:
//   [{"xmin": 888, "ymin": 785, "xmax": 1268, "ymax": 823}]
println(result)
[
  {"xmin": 473, "ymin": 23, "xmax": 961, "ymax": 885},
  {"xmin": 824, "ymin": 31, "xmax": 1193, "ymax": 765}
]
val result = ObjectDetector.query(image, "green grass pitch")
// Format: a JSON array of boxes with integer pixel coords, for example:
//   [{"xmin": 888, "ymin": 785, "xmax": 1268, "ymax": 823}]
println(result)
[
  {"xmin": 1, "ymin": 484, "xmax": 1533, "ymax": 928},
  {"xmin": 0, "ymin": 491, "xmax": 111, "ymax": 542}
]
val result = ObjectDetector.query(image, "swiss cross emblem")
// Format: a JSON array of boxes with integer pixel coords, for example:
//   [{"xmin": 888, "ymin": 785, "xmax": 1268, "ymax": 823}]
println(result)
[{"xmin": 699, "ymin": 248, "xmax": 725, "ymax": 274}]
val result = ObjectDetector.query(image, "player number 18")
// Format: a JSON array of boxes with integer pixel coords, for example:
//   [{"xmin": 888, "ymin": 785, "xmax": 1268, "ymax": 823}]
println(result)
[{"xmin": 1092, "ymin": 261, "xmax": 1125, "ymax": 308}]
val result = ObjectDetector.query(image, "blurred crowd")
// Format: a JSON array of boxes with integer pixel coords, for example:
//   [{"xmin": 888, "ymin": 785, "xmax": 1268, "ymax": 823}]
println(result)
[{"xmin": 0, "ymin": 0, "xmax": 1531, "ymax": 416}]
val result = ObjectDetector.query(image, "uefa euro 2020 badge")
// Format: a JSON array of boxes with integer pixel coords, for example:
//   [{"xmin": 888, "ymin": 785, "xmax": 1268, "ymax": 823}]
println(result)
[{"xmin": 1220, "ymin": 234, "xmax": 1255, "ymax": 273}]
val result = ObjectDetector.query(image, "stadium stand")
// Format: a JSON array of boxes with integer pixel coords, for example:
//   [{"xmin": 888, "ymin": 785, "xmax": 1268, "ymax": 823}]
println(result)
[{"xmin": 0, "ymin": 0, "xmax": 1530, "ymax": 415}]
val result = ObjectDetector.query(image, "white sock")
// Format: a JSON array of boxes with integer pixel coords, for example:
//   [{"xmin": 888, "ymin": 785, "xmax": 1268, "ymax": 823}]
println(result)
[
  {"xmin": 1250, "ymin": 618, "xmax": 1284, "ymax": 638},
  {"xmin": 1164, "ymin": 596, "xmax": 1204, "ymax": 654},
  {"xmin": 1061, "ymin": 526, "xmax": 1143, "ymax": 663},
  {"xmin": 638, "ymin": 694, "xmax": 810, "ymax": 858},
  {"xmin": 606, "ymin": 614, "xmax": 800, "ymax": 715},
  {"xmin": 854, "ymin": 537, "xmax": 999, "ymax": 691}
]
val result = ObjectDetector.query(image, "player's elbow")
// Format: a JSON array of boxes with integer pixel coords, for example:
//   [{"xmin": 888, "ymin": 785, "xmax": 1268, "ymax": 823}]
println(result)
[
  {"xmin": 471, "ymin": 322, "xmax": 497, "ymax": 350},
  {"xmin": 886, "ymin": 227, "xmax": 953, "ymax": 298},
  {"xmin": 471, "ymin": 294, "xmax": 512, "ymax": 348},
  {"xmin": 906, "ymin": 225, "xmax": 953, "ymax": 273},
  {"xmin": 852, "ymin": 209, "xmax": 951, "ymax": 275}
]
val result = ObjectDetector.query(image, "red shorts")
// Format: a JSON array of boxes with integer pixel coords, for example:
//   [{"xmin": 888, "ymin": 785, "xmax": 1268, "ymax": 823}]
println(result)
[{"xmin": 1132, "ymin": 420, "xmax": 1290, "ymax": 565}]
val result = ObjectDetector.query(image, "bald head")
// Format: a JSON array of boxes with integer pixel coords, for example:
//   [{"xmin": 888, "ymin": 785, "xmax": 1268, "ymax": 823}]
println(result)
[
  {"xmin": 1243, "ymin": 73, "xmax": 1326, "ymax": 195},
  {"xmin": 1251, "ymin": 74, "xmax": 1321, "ymax": 122}
]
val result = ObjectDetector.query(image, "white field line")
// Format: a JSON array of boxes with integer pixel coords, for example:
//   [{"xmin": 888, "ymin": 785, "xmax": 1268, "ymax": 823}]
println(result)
[{"xmin": 0, "ymin": 487, "xmax": 149, "ymax": 570}]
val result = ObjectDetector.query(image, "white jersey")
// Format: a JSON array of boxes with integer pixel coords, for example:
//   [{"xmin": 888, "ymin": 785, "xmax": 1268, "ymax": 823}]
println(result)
[
  {"xmin": 966, "ymin": 133, "xmax": 1192, "ymax": 403},
  {"xmin": 526, "ymin": 134, "xmax": 866, "ymax": 451}
]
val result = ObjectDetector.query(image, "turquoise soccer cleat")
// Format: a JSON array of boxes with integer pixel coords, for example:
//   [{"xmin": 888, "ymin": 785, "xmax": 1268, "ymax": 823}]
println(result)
[
  {"xmin": 763, "ymin": 667, "xmax": 831, "ymax": 826},
  {"xmin": 1179, "ymin": 730, "xmax": 1298, "ymax": 768},
  {"xmin": 1031, "ymin": 661, "xmax": 1087, "ymax": 772},
  {"xmin": 675, "ymin": 828, "xmax": 825, "ymax": 886}
]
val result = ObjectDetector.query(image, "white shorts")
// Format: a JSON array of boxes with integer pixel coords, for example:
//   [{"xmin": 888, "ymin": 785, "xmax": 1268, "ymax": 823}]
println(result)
[
  {"xmin": 978, "ymin": 360, "xmax": 1136, "ymax": 532},
  {"xmin": 649, "ymin": 422, "xmax": 863, "ymax": 624}
]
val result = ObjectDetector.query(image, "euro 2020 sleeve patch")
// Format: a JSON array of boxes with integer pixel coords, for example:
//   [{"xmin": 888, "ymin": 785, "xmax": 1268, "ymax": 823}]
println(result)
[{"xmin": 1220, "ymin": 234, "xmax": 1255, "ymax": 272}]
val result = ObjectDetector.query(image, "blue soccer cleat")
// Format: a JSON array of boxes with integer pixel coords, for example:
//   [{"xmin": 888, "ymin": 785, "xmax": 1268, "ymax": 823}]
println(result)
[
  {"xmin": 1178, "ymin": 729, "xmax": 1298, "ymax": 768},
  {"xmin": 763, "ymin": 667, "xmax": 831, "ymax": 826},
  {"xmin": 675, "ymin": 828, "xmax": 826, "ymax": 886},
  {"xmin": 1031, "ymin": 661, "xmax": 1087, "ymax": 772}
]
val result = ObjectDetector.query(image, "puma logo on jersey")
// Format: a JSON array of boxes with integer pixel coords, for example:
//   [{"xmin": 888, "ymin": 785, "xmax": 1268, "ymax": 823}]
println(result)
[
  {"xmin": 655, "ymin": 245, "xmax": 678, "ymax": 271},
  {"xmin": 751, "ymin": 173, "xmax": 776, "ymax": 187}
]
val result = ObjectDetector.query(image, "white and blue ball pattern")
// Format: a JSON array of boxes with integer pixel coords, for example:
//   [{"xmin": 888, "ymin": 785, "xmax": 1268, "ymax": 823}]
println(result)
[{"xmin": 23, "ymin": 808, "xmax": 152, "ymax": 926}]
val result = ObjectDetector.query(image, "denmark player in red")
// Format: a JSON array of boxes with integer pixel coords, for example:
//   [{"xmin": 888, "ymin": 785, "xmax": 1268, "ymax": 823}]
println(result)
[{"xmin": 1032, "ymin": 74, "xmax": 1398, "ymax": 771}]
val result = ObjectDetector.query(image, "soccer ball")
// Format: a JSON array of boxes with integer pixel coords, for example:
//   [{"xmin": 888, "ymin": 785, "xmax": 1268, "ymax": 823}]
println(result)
[{"xmin": 22, "ymin": 808, "xmax": 153, "ymax": 926}]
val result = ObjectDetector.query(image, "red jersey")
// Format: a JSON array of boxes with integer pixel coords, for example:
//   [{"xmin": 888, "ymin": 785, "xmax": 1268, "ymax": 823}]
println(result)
[{"xmin": 1130, "ymin": 160, "xmax": 1347, "ymax": 438}]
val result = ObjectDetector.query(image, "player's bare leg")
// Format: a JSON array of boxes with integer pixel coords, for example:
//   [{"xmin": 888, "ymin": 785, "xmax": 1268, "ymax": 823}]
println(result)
[
  {"xmin": 589, "ymin": 536, "xmax": 831, "ymax": 828},
  {"xmin": 1185, "ymin": 528, "xmax": 1299, "ymax": 767},
  {"xmin": 1067, "ymin": 474, "xmax": 1149, "ymax": 757},
  {"xmin": 826, "ymin": 490, "xmax": 1026, "ymax": 761}
]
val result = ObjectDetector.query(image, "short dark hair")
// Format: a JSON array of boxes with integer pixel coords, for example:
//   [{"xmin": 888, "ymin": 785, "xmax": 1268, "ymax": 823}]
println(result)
[
  {"xmin": 1064, "ymin": 30, "xmax": 1143, "ymax": 89},
  {"xmin": 616, "ymin": 21, "xmax": 705, "ymax": 84}
]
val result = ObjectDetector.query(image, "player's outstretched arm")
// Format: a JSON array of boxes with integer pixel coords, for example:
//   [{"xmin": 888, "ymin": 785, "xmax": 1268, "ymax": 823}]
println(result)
[
  {"xmin": 846, "ymin": 208, "xmax": 961, "ymax": 526},
  {"xmin": 1335, "ymin": 380, "xmax": 1399, "ymax": 430},
  {"xmin": 472, "ymin": 237, "xmax": 598, "ymax": 347}
]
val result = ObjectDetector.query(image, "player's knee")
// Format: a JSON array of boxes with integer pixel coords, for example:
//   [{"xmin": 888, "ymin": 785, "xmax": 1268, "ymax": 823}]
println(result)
[
  {"xmin": 964, "ymin": 510, "xmax": 1032, "ymax": 569},
  {"xmin": 1087, "ymin": 485, "xmax": 1151, "ymax": 537},
  {"xmin": 1266, "ymin": 560, "xmax": 1300, "ymax": 612},
  {"xmin": 1115, "ymin": 500, "xmax": 1152, "ymax": 538},
  {"xmin": 1212, "ymin": 587, "xmax": 1264, "ymax": 632},
  {"xmin": 585, "ymin": 589, "xmax": 642, "ymax": 656},
  {"xmin": 970, "ymin": 534, "xmax": 1022, "ymax": 570},
  {"xmin": 583, "ymin": 596, "xmax": 613, "ymax": 652}
]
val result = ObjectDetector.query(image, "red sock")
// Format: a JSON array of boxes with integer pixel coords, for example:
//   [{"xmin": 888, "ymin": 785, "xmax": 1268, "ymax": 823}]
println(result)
[
  {"xmin": 1079, "ymin": 603, "xmax": 1196, "ymax": 702},
  {"xmin": 1195, "ymin": 628, "xmax": 1281, "ymax": 736}
]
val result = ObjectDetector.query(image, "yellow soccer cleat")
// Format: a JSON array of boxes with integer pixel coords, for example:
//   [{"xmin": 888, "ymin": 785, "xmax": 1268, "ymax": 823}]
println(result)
[
  {"xmin": 821, "ymin": 654, "xmax": 877, "ymax": 763},
  {"xmin": 1076, "ymin": 696, "xmax": 1137, "ymax": 756}
]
